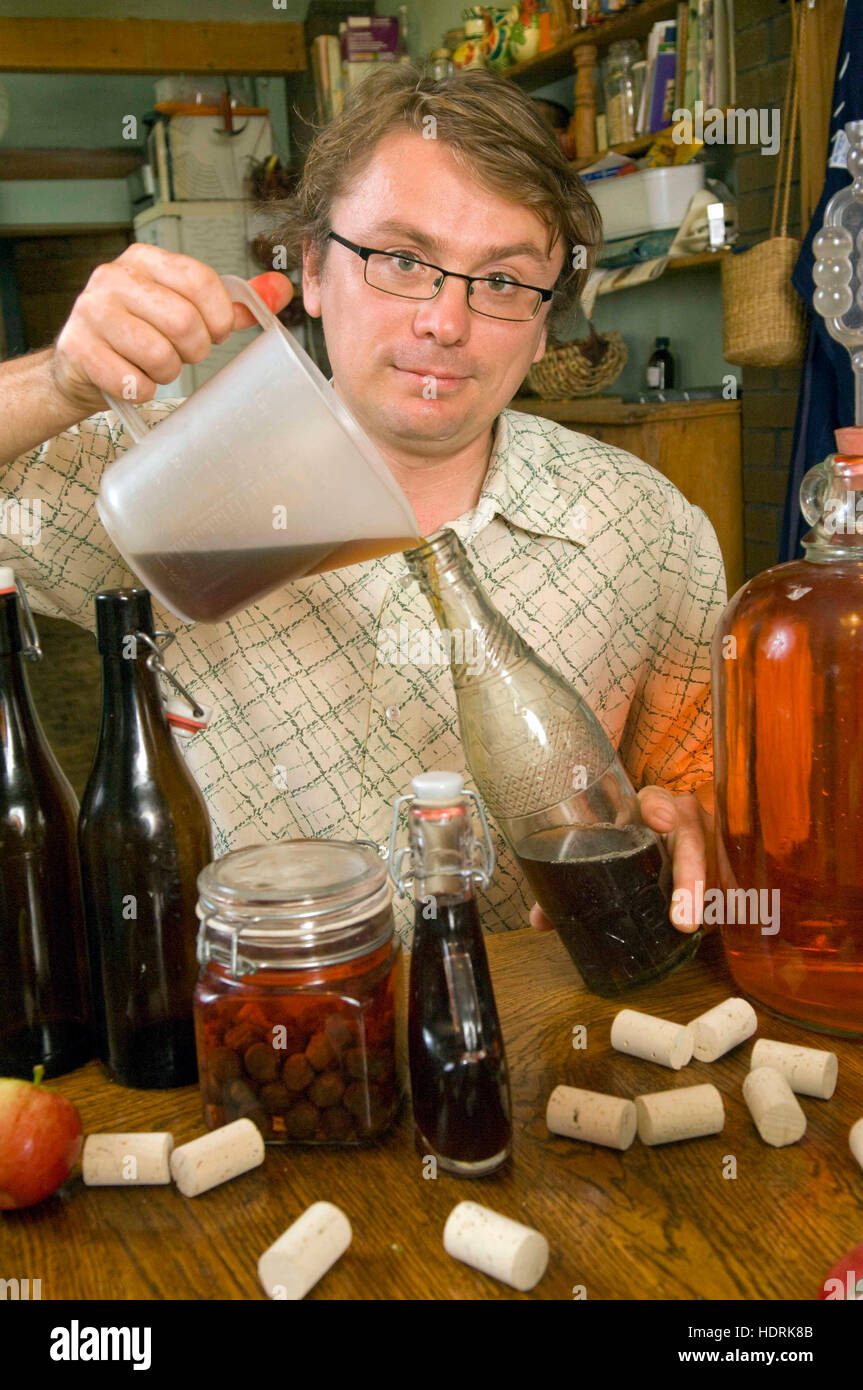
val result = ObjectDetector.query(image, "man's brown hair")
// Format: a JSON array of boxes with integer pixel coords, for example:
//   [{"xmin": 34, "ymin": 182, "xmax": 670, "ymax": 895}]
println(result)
[{"xmin": 265, "ymin": 62, "xmax": 602, "ymax": 332}]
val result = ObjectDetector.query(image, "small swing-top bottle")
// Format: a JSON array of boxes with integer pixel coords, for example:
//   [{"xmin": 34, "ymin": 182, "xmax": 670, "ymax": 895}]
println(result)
[{"xmin": 389, "ymin": 770, "xmax": 511, "ymax": 1176}]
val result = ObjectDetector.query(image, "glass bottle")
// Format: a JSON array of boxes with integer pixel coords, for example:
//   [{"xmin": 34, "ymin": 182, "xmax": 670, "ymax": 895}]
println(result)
[
  {"xmin": 0, "ymin": 568, "xmax": 91, "ymax": 1078},
  {"xmin": 403, "ymin": 531, "xmax": 701, "ymax": 995},
  {"xmin": 712, "ymin": 431, "xmax": 863, "ymax": 1038},
  {"xmin": 78, "ymin": 588, "xmax": 213, "ymax": 1086},
  {"xmin": 604, "ymin": 40, "xmax": 640, "ymax": 145},
  {"xmin": 388, "ymin": 770, "xmax": 511, "ymax": 1175},
  {"xmin": 647, "ymin": 337, "xmax": 675, "ymax": 391}
]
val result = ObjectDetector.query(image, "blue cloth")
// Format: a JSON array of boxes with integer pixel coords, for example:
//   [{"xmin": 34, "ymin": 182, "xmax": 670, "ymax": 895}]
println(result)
[{"xmin": 781, "ymin": 1, "xmax": 863, "ymax": 562}]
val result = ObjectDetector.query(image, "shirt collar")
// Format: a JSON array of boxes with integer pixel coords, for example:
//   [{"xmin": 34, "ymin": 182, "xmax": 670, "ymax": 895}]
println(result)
[{"xmin": 447, "ymin": 408, "xmax": 598, "ymax": 549}]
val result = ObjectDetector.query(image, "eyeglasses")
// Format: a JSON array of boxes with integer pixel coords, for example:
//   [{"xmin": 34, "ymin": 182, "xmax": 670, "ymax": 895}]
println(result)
[{"xmin": 327, "ymin": 230, "xmax": 554, "ymax": 322}]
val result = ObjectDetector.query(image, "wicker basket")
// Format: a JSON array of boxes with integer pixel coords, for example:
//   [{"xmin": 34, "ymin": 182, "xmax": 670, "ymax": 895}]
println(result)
[
  {"xmin": 720, "ymin": 0, "xmax": 807, "ymax": 369},
  {"xmin": 722, "ymin": 237, "xmax": 807, "ymax": 367},
  {"xmin": 526, "ymin": 329, "xmax": 628, "ymax": 399}
]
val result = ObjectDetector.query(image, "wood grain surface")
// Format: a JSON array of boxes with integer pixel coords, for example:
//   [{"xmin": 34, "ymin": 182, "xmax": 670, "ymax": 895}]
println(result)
[{"xmin": 3, "ymin": 928, "xmax": 861, "ymax": 1301}]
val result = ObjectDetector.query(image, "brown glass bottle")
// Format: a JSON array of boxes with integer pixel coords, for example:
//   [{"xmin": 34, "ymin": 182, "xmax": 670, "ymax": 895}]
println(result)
[
  {"xmin": 0, "ymin": 571, "xmax": 92, "ymax": 1078},
  {"xmin": 78, "ymin": 588, "xmax": 213, "ymax": 1087}
]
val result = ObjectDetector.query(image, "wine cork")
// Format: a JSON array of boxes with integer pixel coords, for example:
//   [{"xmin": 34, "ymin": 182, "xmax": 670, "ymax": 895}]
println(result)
[
  {"xmin": 443, "ymin": 1201, "xmax": 548, "ymax": 1292},
  {"xmin": 258, "ymin": 1202, "xmax": 352, "ymax": 1300},
  {"xmin": 850, "ymin": 1118, "xmax": 863, "ymax": 1172},
  {"xmin": 743, "ymin": 1066, "xmax": 807, "ymax": 1147},
  {"xmin": 170, "ymin": 1118, "xmax": 265, "ymax": 1197},
  {"xmin": 610, "ymin": 1008, "xmax": 694, "ymax": 1070},
  {"xmin": 689, "ymin": 997, "xmax": 758, "ymax": 1062},
  {"xmin": 82, "ymin": 1132, "xmax": 174, "ymax": 1185},
  {"xmin": 546, "ymin": 1085, "xmax": 637, "ymax": 1150},
  {"xmin": 635, "ymin": 1084, "xmax": 725, "ymax": 1146},
  {"xmin": 750, "ymin": 1038, "xmax": 838, "ymax": 1100}
]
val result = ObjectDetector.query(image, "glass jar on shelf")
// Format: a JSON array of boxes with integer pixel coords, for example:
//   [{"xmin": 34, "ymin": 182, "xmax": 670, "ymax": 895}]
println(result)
[
  {"xmin": 194, "ymin": 840, "xmax": 403, "ymax": 1144},
  {"xmin": 429, "ymin": 48, "xmax": 453, "ymax": 81},
  {"xmin": 604, "ymin": 39, "xmax": 641, "ymax": 146}
]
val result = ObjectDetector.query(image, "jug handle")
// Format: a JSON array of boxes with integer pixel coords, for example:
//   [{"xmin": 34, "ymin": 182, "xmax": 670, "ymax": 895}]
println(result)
[{"xmin": 100, "ymin": 274, "xmax": 280, "ymax": 444}]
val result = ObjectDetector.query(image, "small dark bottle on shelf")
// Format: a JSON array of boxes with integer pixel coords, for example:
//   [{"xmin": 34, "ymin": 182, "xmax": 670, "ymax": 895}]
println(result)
[
  {"xmin": 78, "ymin": 588, "xmax": 212, "ymax": 1088},
  {"xmin": 0, "ymin": 567, "xmax": 92, "ymax": 1078},
  {"xmin": 389, "ymin": 771, "xmax": 511, "ymax": 1177},
  {"xmin": 646, "ymin": 336, "xmax": 675, "ymax": 390}
]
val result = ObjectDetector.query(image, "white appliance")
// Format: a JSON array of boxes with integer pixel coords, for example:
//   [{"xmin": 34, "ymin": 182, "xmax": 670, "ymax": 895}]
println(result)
[{"xmin": 147, "ymin": 105, "xmax": 274, "ymax": 202}]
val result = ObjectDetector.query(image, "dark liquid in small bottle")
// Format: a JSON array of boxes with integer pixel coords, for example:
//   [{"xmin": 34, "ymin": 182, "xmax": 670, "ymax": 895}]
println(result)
[
  {"xmin": 408, "ymin": 896, "xmax": 511, "ymax": 1173},
  {"xmin": 516, "ymin": 824, "xmax": 700, "ymax": 996},
  {"xmin": 133, "ymin": 537, "xmax": 419, "ymax": 623}
]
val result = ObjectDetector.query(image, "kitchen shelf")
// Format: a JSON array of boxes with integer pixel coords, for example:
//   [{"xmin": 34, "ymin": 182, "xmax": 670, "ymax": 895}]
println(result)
[
  {"xmin": 667, "ymin": 249, "xmax": 730, "ymax": 270},
  {"xmin": 593, "ymin": 250, "xmax": 730, "ymax": 274},
  {"xmin": 506, "ymin": 0, "xmax": 678, "ymax": 90}
]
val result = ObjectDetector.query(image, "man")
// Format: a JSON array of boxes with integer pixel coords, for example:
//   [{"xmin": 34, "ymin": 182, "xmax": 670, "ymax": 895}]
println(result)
[{"xmin": 0, "ymin": 64, "xmax": 721, "ymax": 944}]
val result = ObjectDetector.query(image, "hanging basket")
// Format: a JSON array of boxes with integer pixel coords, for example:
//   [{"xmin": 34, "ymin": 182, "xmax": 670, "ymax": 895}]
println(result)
[
  {"xmin": 525, "ymin": 328, "xmax": 628, "ymax": 399},
  {"xmin": 722, "ymin": 237, "xmax": 808, "ymax": 367},
  {"xmin": 720, "ymin": 0, "xmax": 808, "ymax": 369}
]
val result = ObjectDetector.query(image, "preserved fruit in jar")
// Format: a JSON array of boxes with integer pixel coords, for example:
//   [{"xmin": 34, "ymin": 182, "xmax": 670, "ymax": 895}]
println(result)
[{"xmin": 194, "ymin": 840, "xmax": 402, "ymax": 1143}]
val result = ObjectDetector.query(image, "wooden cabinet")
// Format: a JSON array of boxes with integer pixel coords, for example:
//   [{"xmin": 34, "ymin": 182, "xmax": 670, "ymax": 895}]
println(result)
[{"xmin": 509, "ymin": 396, "xmax": 743, "ymax": 596}]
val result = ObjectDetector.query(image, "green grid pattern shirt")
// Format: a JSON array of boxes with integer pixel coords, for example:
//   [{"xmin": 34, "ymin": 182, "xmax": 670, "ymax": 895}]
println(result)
[{"xmin": 3, "ymin": 400, "xmax": 727, "ymax": 944}]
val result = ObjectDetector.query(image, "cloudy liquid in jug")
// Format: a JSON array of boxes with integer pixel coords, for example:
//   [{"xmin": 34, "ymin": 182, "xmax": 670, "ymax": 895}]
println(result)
[{"xmin": 133, "ymin": 536, "xmax": 420, "ymax": 623}]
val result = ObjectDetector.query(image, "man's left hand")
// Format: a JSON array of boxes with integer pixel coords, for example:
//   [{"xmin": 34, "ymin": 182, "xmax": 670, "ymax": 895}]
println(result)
[{"xmin": 529, "ymin": 782, "xmax": 717, "ymax": 935}]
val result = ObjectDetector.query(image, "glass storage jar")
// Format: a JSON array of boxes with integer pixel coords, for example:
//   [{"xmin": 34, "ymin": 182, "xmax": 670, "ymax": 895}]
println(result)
[
  {"xmin": 194, "ymin": 840, "xmax": 402, "ymax": 1144},
  {"xmin": 603, "ymin": 39, "xmax": 641, "ymax": 145}
]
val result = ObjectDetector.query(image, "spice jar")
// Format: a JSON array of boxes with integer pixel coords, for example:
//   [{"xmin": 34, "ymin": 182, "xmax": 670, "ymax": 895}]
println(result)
[
  {"xmin": 194, "ymin": 840, "xmax": 402, "ymax": 1144},
  {"xmin": 429, "ymin": 48, "xmax": 453, "ymax": 81}
]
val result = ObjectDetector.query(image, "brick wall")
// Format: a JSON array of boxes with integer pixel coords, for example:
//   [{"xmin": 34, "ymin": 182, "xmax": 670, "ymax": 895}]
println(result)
[{"xmin": 734, "ymin": 0, "xmax": 804, "ymax": 579}]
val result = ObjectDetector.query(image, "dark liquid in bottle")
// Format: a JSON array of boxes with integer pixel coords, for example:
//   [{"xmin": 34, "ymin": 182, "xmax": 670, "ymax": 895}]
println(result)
[
  {"xmin": 0, "ymin": 853, "xmax": 92, "ymax": 1078},
  {"xmin": 408, "ymin": 895, "xmax": 511, "ymax": 1173},
  {"xmin": 105, "ymin": 1017, "xmax": 198, "ymax": 1091},
  {"xmin": 133, "ymin": 537, "xmax": 419, "ymax": 623},
  {"xmin": 0, "ymin": 1022, "xmax": 91, "ymax": 1082},
  {"xmin": 516, "ymin": 824, "xmax": 700, "ymax": 996}
]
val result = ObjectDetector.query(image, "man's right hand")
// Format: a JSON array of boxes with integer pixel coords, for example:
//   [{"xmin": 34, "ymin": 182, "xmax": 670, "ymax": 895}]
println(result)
[{"xmin": 51, "ymin": 243, "xmax": 295, "ymax": 415}]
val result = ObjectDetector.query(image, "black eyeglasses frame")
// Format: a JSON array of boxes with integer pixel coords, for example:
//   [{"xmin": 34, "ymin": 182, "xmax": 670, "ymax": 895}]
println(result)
[{"xmin": 326, "ymin": 230, "xmax": 555, "ymax": 322}]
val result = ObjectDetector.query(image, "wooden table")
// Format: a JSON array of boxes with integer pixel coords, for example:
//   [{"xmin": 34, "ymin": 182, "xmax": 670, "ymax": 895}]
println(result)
[{"xmin": 5, "ymin": 929, "xmax": 861, "ymax": 1301}]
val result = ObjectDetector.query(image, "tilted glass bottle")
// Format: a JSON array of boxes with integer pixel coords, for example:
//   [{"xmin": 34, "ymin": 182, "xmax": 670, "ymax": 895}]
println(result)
[
  {"xmin": 712, "ymin": 431, "xmax": 863, "ymax": 1038},
  {"xmin": 388, "ymin": 770, "xmax": 511, "ymax": 1175},
  {"xmin": 404, "ymin": 530, "xmax": 701, "ymax": 996},
  {"xmin": 0, "ymin": 567, "xmax": 92, "ymax": 1077},
  {"xmin": 78, "ymin": 588, "xmax": 213, "ymax": 1086}
]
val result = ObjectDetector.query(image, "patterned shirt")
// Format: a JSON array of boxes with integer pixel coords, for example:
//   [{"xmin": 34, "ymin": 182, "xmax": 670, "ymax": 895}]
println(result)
[{"xmin": 3, "ymin": 400, "xmax": 726, "ymax": 944}]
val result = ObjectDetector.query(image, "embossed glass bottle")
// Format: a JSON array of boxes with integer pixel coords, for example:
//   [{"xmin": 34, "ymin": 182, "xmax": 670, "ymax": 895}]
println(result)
[{"xmin": 404, "ymin": 530, "xmax": 701, "ymax": 995}]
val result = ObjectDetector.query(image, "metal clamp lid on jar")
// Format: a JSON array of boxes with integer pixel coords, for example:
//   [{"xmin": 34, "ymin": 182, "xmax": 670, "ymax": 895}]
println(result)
[
  {"xmin": 196, "ymin": 839, "xmax": 393, "ymax": 978},
  {"xmin": 387, "ymin": 770, "xmax": 495, "ymax": 897}
]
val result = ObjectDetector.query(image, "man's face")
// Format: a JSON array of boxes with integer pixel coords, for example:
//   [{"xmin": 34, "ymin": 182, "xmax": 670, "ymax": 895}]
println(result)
[{"xmin": 302, "ymin": 128, "xmax": 566, "ymax": 462}]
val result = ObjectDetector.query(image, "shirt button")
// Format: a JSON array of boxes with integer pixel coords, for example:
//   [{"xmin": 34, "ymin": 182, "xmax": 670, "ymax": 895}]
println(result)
[{"xmin": 385, "ymin": 704, "xmax": 401, "ymax": 726}]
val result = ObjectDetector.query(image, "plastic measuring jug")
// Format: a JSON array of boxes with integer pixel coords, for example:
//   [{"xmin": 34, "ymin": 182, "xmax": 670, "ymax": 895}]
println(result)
[{"xmin": 96, "ymin": 275, "xmax": 420, "ymax": 624}]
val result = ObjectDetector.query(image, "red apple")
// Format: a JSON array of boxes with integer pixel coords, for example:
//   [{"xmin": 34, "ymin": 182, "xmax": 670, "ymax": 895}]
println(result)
[{"xmin": 0, "ymin": 1066, "xmax": 83, "ymax": 1210}]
